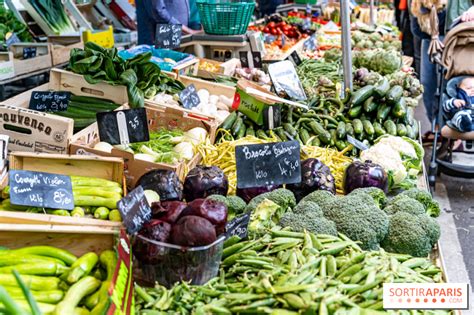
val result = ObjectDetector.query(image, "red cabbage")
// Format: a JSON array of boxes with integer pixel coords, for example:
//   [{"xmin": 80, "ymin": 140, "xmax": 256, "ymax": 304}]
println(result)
[{"xmin": 170, "ymin": 215, "xmax": 217, "ymax": 247}]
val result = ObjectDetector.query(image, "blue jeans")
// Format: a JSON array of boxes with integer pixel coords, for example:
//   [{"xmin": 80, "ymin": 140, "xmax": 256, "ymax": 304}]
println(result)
[{"xmin": 420, "ymin": 39, "xmax": 438, "ymax": 122}]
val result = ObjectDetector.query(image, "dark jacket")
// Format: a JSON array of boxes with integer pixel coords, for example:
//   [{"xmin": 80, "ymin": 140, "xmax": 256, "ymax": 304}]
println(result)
[{"xmin": 136, "ymin": 0, "xmax": 190, "ymax": 45}]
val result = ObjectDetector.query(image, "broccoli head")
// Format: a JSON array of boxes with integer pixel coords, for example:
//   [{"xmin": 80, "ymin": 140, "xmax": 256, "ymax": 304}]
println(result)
[
  {"xmin": 381, "ymin": 212, "xmax": 433, "ymax": 257},
  {"xmin": 248, "ymin": 199, "xmax": 281, "ymax": 233},
  {"xmin": 293, "ymin": 201, "xmax": 323, "ymax": 217},
  {"xmin": 348, "ymin": 187, "xmax": 387, "ymax": 208},
  {"xmin": 245, "ymin": 188, "xmax": 296, "ymax": 215},
  {"xmin": 300, "ymin": 190, "xmax": 335, "ymax": 211},
  {"xmin": 323, "ymin": 195, "xmax": 389, "ymax": 250},
  {"xmin": 418, "ymin": 214, "xmax": 441, "ymax": 246},
  {"xmin": 226, "ymin": 196, "xmax": 246, "ymax": 215},
  {"xmin": 384, "ymin": 196, "xmax": 425, "ymax": 216},
  {"xmin": 400, "ymin": 188, "xmax": 441, "ymax": 217},
  {"xmin": 279, "ymin": 209, "xmax": 338, "ymax": 236}
]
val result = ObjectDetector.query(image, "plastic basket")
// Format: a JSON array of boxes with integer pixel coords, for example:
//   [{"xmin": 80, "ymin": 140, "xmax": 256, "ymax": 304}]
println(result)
[
  {"xmin": 197, "ymin": 0, "xmax": 255, "ymax": 35},
  {"xmin": 295, "ymin": 0, "xmax": 317, "ymax": 4}
]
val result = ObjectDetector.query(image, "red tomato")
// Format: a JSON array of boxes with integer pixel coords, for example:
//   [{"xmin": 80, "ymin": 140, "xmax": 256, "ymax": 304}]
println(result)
[
  {"xmin": 302, "ymin": 33, "xmax": 309, "ymax": 38},
  {"xmin": 282, "ymin": 25, "xmax": 291, "ymax": 32},
  {"xmin": 271, "ymin": 28, "xmax": 278, "ymax": 35},
  {"xmin": 280, "ymin": 21, "xmax": 287, "ymax": 27},
  {"xmin": 263, "ymin": 27, "xmax": 270, "ymax": 33},
  {"xmin": 276, "ymin": 28, "xmax": 283, "ymax": 35},
  {"xmin": 268, "ymin": 22, "xmax": 276, "ymax": 28}
]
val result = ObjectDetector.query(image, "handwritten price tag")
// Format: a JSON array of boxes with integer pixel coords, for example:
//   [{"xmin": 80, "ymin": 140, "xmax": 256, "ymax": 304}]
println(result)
[{"xmin": 96, "ymin": 108, "xmax": 149, "ymax": 145}]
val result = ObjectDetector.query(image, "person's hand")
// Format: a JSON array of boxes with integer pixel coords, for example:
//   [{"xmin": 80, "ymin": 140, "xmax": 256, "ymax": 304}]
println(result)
[
  {"xmin": 461, "ymin": 6, "xmax": 474, "ymax": 22},
  {"xmin": 182, "ymin": 25, "xmax": 202, "ymax": 35},
  {"xmin": 454, "ymin": 99, "xmax": 466, "ymax": 108}
]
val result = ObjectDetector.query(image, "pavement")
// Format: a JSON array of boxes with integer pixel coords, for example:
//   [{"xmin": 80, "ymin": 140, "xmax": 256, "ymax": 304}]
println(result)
[{"xmin": 415, "ymin": 104, "xmax": 474, "ymax": 314}]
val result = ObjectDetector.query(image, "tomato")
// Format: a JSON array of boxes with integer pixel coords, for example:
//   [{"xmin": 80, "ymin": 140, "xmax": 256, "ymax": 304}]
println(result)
[
  {"xmin": 263, "ymin": 27, "xmax": 270, "ymax": 33},
  {"xmin": 268, "ymin": 22, "xmax": 276, "ymax": 28},
  {"xmin": 280, "ymin": 21, "xmax": 287, "ymax": 27},
  {"xmin": 271, "ymin": 28, "xmax": 278, "ymax": 35},
  {"xmin": 302, "ymin": 33, "xmax": 309, "ymax": 38},
  {"xmin": 276, "ymin": 28, "xmax": 283, "ymax": 35},
  {"xmin": 282, "ymin": 25, "xmax": 291, "ymax": 32}
]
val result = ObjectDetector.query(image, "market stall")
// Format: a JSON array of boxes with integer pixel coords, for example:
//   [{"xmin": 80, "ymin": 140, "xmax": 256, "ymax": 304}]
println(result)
[{"xmin": 0, "ymin": 0, "xmax": 466, "ymax": 314}]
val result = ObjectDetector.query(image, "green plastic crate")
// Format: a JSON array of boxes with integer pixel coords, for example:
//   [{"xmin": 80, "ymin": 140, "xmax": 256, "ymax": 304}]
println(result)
[
  {"xmin": 197, "ymin": 0, "xmax": 255, "ymax": 35},
  {"xmin": 295, "ymin": 0, "xmax": 317, "ymax": 4}
]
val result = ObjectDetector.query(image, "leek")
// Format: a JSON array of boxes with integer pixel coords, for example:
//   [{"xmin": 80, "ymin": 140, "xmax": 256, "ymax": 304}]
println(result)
[{"xmin": 28, "ymin": 0, "xmax": 76, "ymax": 35}]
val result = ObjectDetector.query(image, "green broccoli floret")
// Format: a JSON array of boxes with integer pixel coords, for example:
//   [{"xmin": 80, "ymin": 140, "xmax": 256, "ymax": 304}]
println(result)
[
  {"xmin": 323, "ymin": 195, "xmax": 389, "ymax": 250},
  {"xmin": 226, "ymin": 196, "xmax": 246, "ymax": 215},
  {"xmin": 300, "ymin": 190, "xmax": 335, "ymax": 211},
  {"xmin": 293, "ymin": 201, "xmax": 323, "ymax": 217},
  {"xmin": 384, "ymin": 196, "xmax": 425, "ymax": 216},
  {"xmin": 418, "ymin": 215, "xmax": 441, "ymax": 246},
  {"xmin": 279, "ymin": 209, "xmax": 338, "ymax": 236},
  {"xmin": 381, "ymin": 212, "xmax": 433, "ymax": 257},
  {"xmin": 348, "ymin": 187, "xmax": 387, "ymax": 208},
  {"xmin": 245, "ymin": 188, "xmax": 296, "ymax": 216},
  {"xmin": 207, "ymin": 194, "xmax": 227, "ymax": 204},
  {"xmin": 249, "ymin": 199, "xmax": 280, "ymax": 233},
  {"xmin": 399, "ymin": 188, "xmax": 441, "ymax": 217}
]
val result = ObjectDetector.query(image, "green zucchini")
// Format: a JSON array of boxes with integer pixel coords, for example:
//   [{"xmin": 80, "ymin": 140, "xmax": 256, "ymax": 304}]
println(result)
[
  {"xmin": 348, "ymin": 106, "xmax": 362, "ymax": 118},
  {"xmin": 336, "ymin": 121, "xmax": 346, "ymax": 139},
  {"xmin": 283, "ymin": 123, "xmax": 297, "ymax": 137},
  {"xmin": 391, "ymin": 97, "xmax": 407, "ymax": 119},
  {"xmin": 330, "ymin": 129, "xmax": 337, "ymax": 146},
  {"xmin": 376, "ymin": 105, "xmax": 391, "ymax": 121},
  {"xmin": 236, "ymin": 123, "xmax": 247, "ymax": 139},
  {"xmin": 374, "ymin": 77, "xmax": 390, "ymax": 98},
  {"xmin": 299, "ymin": 129, "xmax": 310, "ymax": 145},
  {"xmin": 70, "ymin": 95, "xmax": 116, "ymax": 106},
  {"xmin": 0, "ymin": 263, "xmax": 68, "ymax": 276},
  {"xmin": 384, "ymin": 120, "xmax": 397, "ymax": 136},
  {"xmin": 6, "ymin": 246, "xmax": 76, "ymax": 266},
  {"xmin": 350, "ymin": 85, "xmax": 375, "ymax": 106},
  {"xmin": 363, "ymin": 96, "xmax": 377, "ymax": 113},
  {"xmin": 373, "ymin": 122, "xmax": 386, "ymax": 137},
  {"xmin": 54, "ymin": 276, "xmax": 101, "ymax": 315},
  {"xmin": 0, "ymin": 274, "xmax": 59, "ymax": 291},
  {"xmin": 397, "ymin": 124, "xmax": 408, "ymax": 137},
  {"xmin": 221, "ymin": 111, "xmax": 237, "ymax": 130},
  {"xmin": 362, "ymin": 120, "xmax": 375, "ymax": 135},
  {"xmin": 308, "ymin": 121, "xmax": 331, "ymax": 144},
  {"xmin": 345, "ymin": 122, "xmax": 354, "ymax": 136},
  {"xmin": 67, "ymin": 101, "xmax": 118, "ymax": 111},
  {"xmin": 352, "ymin": 119, "xmax": 364, "ymax": 134},
  {"xmin": 245, "ymin": 126, "xmax": 255, "ymax": 137},
  {"xmin": 386, "ymin": 85, "xmax": 404, "ymax": 104},
  {"xmin": 5, "ymin": 287, "xmax": 64, "ymax": 304},
  {"xmin": 231, "ymin": 116, "xmax": 243, "ymax": 137}
]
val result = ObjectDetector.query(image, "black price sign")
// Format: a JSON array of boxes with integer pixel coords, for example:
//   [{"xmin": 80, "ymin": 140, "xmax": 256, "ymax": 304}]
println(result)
[
  {"xmin": 235, "ymin": 140, "xmax": 301, "ymax": 189},
  {"xmin": 225, "ymin": 212, "xmax": 251, "ymax": 239},
  {"xmin": 239, "ymin": 51, "xmax": 262, "ymax": 68},
  {"xmin": 179, "ymin": 84, "xmax": 200, "ymax": 109},
  {"xmin": 9, "ymin": 170, "xmax": 74, "ymax": 210},
  {"xmin": 288, "ymin": 51, "xmax": 302, "ymax": 66},
  {"xmin": 117, "ymin": 186, "xmax": 152, "ymax": 234},
  {"xmin": 23, "ymin": 47, "xmax": 37, "ymax": 59},
  {"xmin": 155, "ymin": 24, "xmax": 182, "ymax": 49},
  {"xmin": 96, "ymin": 108, "xmax": 149, "ymax": 145},
  {"xmin": 347, "ymin": 135, "xmax": 369, "ymax": 151},
  {"xmin": 28, "ymin": 91, "xmax": 71, "ymax": 112}
]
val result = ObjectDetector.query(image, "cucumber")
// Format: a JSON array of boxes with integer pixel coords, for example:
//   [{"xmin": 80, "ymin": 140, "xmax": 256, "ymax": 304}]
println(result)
[
  {"xmin": 283, "ymin": 123, "xmax": 297, "ymax": 137},
  {"xmin": 376, "ymin": 105, "xmax": 391, "ymax": 121},
  {"xmin": 363, "ymin": 96, "xmax": 378, "ymax": 113},
  {"xmin": 311, "ymin": 137, "xmax": 321, "ymax": 146},
  {"xmin": 373, "ymin": 122, "xmax": 386, "ymax": 137},
  {"xmin": 245, "ymin": 126, "xmax": 255, "ymax": 137},
  {"xmin": 397, "ymin": 124, "xmax": 408, "ymax": 137},
  {"xmin": 350, "ymin": 85, "xmax": 375, "ymax": 106},
  {"xmin": 405, "ymin": 106, "xmax": 414, "ymax": 125},
  {"xmin": 345, "ymin": 122, "xmax": 354, "ymax": 136},
  {"xmin": 411, "ymin": 122, "xmax": 420, "ymax": 138},
  {"xmin": 236, "ymin": 123, "xmax": 247, "ymax": 139},
  {"xmin": 299, "ymin": 128, "xmax": 310, "ymax": 145},
  {"xmin": 330, "ymin": 129, "xmax": 337, "ymax": 146},
  {"xmin": 384, "ymin": 120, "xmax": 397, "ymax": 136},
  {"xmin": 70, "ymin": 95, "xmax": 116, "ymax": 106},
  {"xmin": 221, "ymin": 111, "xmax": 237, "ymax": 130},
  {"xmin": 274, "ymin": 128, "xmax": 287, "ymax": 141},
  {"xmin": 308, "ymin": 121, "xmax": 331, "ymax": 144},
  {"xmin": 374, "ymin": 77, "xmax": 390, "ymax": 98},
  {"xmin": 67, "ymin": 101, "xmax": 118, "ymax": 111},
  {"xmin": 352, "ymin": 119, "xmax": 364, "ymax": 134},
  {"xmin": 256, "ymin": 129, "xmax": 267, "ymax": 139},
  {"xmin": 336, "ymin": 121, "xmax": 346, "ymax": 139},
  {"xmin": 362, "ymin": 120, "xmax": 375, "ymax": 136},
  {"xmin": 231, "ymin": 116, "xmax": 244, "ymax": 137},
  {"xmin": 406, "ymin": 125, "xmax": 416, "ymax": 139},
  {"xmin": 391, "ymin": 97, "xmax": 407, "ymax": 119},
  {"xmin": 348, "ymin": 106, "xmax": 362, "ymax": 118},
  {"xmin": 386, "ymin": 85, "xmax": 404, "ymax": 104},
  {"xmin": 336, "ymin": 140, "xmax": 347, "ymax": 151}
]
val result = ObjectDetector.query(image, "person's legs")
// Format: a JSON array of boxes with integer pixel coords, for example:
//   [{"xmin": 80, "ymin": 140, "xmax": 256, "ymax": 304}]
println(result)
[{"xmin": 420, "ymin": 39, "xmax": 438, "ymax": 122}]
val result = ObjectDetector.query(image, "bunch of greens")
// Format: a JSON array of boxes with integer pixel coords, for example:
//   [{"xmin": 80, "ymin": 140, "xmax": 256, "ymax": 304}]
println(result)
[
  {"xmin": 0, "ymin": 6, "xmax": 33, "ymax": 50},
  {"xmin": 69, "ymin": 42, "xmax": 185, "ymax": 108},
  {"xmin": 28, "ymin": 0, "xmax": 75, "ymax": 35},
  {"xmin": 129, "ymin": 129, "xmax": 184, "ymax": 164}
]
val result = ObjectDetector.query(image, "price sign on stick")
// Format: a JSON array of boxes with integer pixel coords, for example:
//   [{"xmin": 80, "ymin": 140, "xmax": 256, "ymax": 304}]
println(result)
[
  {"xmin": 117, "ymin": 186, "xmax": 152, "ymax": 234},
  {"xmin": 9, "ymin": 170, "xmax": 74, "ymax": 210},
  {"xmin": 235, "ymin": 140, "xmax": 301, "ymax": 189},
  {"xmin": 96, "ymin": 108, "xmax": 149, "ymax": 145},
  {"xmin": 347, "ymin": 135, "xmax": 369, "ymax": 151},
  {"xmin": 155, "ymin": 24, "xmax": 182, "ymax": 49},
  {"xmin": 225, "ymin": 212, "xmax": 251, "ymax": 240},
  {"xmin": 29, "ymin": 91, "xmax": 71, "ymax": 112},
  {"xmin": 179, "ymin": 84, "xmax": 200, "ymax": 109}
]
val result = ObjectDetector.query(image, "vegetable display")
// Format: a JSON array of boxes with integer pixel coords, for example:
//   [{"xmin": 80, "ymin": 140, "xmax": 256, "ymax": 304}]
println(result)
[
  {"xmin": 28, "ymin": 0, "xmax": 75, "ymax": 35},
  {"xmin": 0, "ymin": 246, "xmax": 116, "ymax": 314},
  {"xmin": 0, "ymin": 6, "xmax": 33, "ymax": 50},
  {"xmin": 0, "ymin": 175, "xmax": 123, "ymax": 221}
]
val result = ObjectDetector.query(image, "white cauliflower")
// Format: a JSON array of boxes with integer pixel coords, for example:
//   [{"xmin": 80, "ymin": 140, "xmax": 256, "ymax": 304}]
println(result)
[
  {"xmin": 376, "ymin": 135, "xmax": 417, "ymax": 159},
  {"xmin": 360, "ymin": 143, "xmax": 407, "ymax": 185}
]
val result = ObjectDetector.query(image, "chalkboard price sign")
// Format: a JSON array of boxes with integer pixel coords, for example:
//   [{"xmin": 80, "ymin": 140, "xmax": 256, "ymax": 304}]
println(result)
[
  {"xmin": 225, "ymin": 212, "xmax": 251, "ymax": 240},
  {"xmin": 96, "ymin": 108, "xmax": 149, "ymax": 145},
  {"xmin": 155, "ymin": 24, "xmax": 182, "ymax": 49},
  {"xmin": 239, "ymin": 51, "xmax": 262, "ymax": 69},
  {"xmin": 23, "ymin": 47, "xmax": 37, "ymax": 59},
  {"xmin": 179, "ymin": 84, "xmax": 200, "ymax": 109},
  {"xmin": 29, "ymin": 91, "xmax": 71, "ymax": 112},
  {"xmin": 9, "ymin": 170, "xmax": 74, "ymax": 210},
  {"xmin": 117, "ymin": 186, "xmax": 152, "ymax": 234},
  {"xmin": 289, "ymin": 51, "xmax": 302, "ymax": 66},
  {"xmin": 235, "ymin": 140, "xmax": 301, "ymax": 189}
]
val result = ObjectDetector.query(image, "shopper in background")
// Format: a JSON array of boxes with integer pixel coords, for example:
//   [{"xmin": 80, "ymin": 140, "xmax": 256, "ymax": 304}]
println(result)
[
  {"xmin": 446, "ymin": 0, "xmax": 474, "ymax": 27},
  {"xmin": 259, "ymin": 0, "xmax": 284, "ymax": 17},
  {"xmin": 396, "ymin": 0, "xmax": 415, "ymax": 59},
  {"xmin": 136, "ymin": 0, "xmax": 201, "ymax": 45}
]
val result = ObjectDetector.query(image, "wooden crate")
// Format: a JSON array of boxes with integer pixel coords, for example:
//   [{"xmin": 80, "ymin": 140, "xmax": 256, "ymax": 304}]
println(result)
[
  {"xmin": 194, "ymin": 58, "xmax": 239, "ymax": 79},
  {"xmin": 0, "ymin": 152, "xmax": 125, "ymax": 229},
  {"xmin": 9, "ymin": 43, "xmax": 52, "ymax": 76},
  {"xmin": 70, "ymin": 103, "xmax": 218, "ymax": 188},
  {"xmin": 172, "ymin": 57, "xmax": 200, "ymax": 77},
  {"xmin": 0, "ymin": 52, "xmax": 15, "ymax": 81},
  {"xmin": 48, "ymin": 36, "xmax": 83, "ymax": 66}
]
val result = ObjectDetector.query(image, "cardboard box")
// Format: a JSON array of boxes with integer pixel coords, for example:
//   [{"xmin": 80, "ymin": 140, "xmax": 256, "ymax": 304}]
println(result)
[
  {"xmin": 48, "ymin": 36, "xmax": 83, "ymax": 66},
  {"xmin": 70, "ymin": 104, "xmax": 218, "ymax": 187},
  {"xmin": 0, "ymin": 225, "xmax": 133, "ymax": 315},
  {"xmin": 0, "ymin": 52, "xmax": 15, "ymax": 81}
]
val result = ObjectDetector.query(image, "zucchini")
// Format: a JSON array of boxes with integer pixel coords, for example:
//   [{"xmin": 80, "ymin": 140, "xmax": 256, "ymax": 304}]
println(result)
[
  {"xmin": 391, "ymin": 97, "xmax": 407, "ymax": 119},
  {"xmin": 67, "ymin": 101, "xmax": 118, "ymax": 111},
  {"xmin": 374, "ymin": 77, "xmax": 390, "ymax": 98},
  {"xmin": 384, "ymin": 120, "xmax": 397, "ymax": 136},
  {"xmin": 245, "ymin": 126, "xmax": 255, "ymax": 137},
  {"xmin": 283, "ymin": 123, "xmax": 298, "ymax": 137},
  {"xmin": 0, "ymin": 262, "xmax": 68, "ymax": 276},
  {"xmin": 397, "ymin": 124, "xmax": 408, "ymax": 137},
  {"xmin": 386, "ymin": 85, "xmax": 404, "ymax": 104},
  {"xmin": 373, "ymin": 122, "xmax": 386, "ymax": 137},
  {"xmin": 5, "ymin": 246, "xmax": 76, "ymax": 266},
  {"xmin": 308, "ymin": 121, "xmax": 331, "ymax": 144},
  {"xmin": 231, "ymin": 116, "xmax": 243, "ymax": 137},
  {"xmin": 362, "ymin": 120, "xmax": 375, "ymax": 136},
  {"xmin": 376, "ymin": 105, "xmax": 391, "ymax": 121},
  {"xmin": 363, "ymin": 96, "xmax": 378, "ymax": 113},
  {"xmin": 299, "ymin": 129, "xmax": 310, "ymax": 145},
  {"xmin": 345, "ymin": 122, "xmax": 354, "ymax": 136},
  {"xmin": 221, "ymin": 111, "xmax": 237, "ymax": 130},
  {"xmin": 348, "ymin": 106, "xmax": 362, "ymax": 118},
  {"xmin": 5, "ymin": 288, "xmax": 64, "ymax": 304},
  {"xmin": 336, "ymin": 121, "xmax": 346, "ymax": 139},
  {"xmin": 0, "ymin": 274, "xmax": 59, "ymax": 291},
  {"xmin": 330, "ymin": 129, "xmax": 337, "ymax": 146},
  {"xmin": 352, "ymin": 119, "xmax": 363, "ymax": 134},
  {"xmin": 70, "ymin": 95, "xmax": 116, "ymax": 106},
  {"xmin": 350, "ymin": 85, "xmax": 375, "ymax": 106},
  {"xmin": 236, "ymin": 123, "xmax": 247, "ymax": 139},
  {"xmin": 54, "ymin": 276, "xmax": 101, "ymax": 315},
  {"xmin": 66, "ymin": 252, "xmax": 99, "ymax": 284}
]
